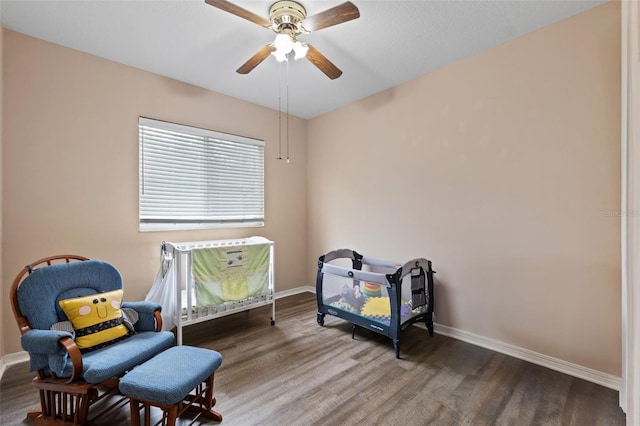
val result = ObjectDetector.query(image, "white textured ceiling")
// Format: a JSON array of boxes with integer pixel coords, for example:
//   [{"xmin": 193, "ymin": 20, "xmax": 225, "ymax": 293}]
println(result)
[{"xmin": 1, "ymin": 0, "xmax": 607, "ymax": 119}]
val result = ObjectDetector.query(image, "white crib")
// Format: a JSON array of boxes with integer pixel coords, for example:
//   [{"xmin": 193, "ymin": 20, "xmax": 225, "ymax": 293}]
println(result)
[{"xmin": 158, "ymin": 237, "xmax": 275, "ymax": 345}]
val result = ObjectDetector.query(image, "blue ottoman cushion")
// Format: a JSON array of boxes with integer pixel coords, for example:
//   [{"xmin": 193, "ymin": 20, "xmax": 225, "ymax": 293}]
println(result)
[{"xmin": 119, "ymin": 346, "xmax": 223, "ymax": 405}]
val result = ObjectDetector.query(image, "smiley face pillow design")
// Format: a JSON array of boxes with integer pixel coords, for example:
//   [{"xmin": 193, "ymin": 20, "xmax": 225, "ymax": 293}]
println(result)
[{"xmin": 59, "ymin": 289, "xmax": 133, "ymax": 351}]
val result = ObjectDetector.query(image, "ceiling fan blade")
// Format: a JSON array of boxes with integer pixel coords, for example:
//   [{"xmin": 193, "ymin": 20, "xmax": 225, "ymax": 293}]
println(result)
[
  {"xmin": 236, "ymin": 44, "xmax": 276, "ymax": 74},
  {"xmin": 301, "ymin": 1, "xmax": 360, "ymax": 32},
  {"xmin": 306, "ymin": 44, "xmax": 342, "ymax": 80},
  {"xmin": 205, "ymin": 0, "xmax": 271, "ymax": 28}
]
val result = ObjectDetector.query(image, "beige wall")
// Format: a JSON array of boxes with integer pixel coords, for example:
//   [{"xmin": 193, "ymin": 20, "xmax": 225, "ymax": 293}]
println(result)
[
  {"xmin": 2, "ymin": 30, "xmax": 308, "ymax": 355},
  {"xmin": 0, "ymin": 2, "xmax": 623, "ymax": 379},
  {"xmin": 0, "ymin": 7, "xmax": 4, "ymax": 360},
  {"xmin": 307, "ymin": 2, "xmax": 621, "ymax": 375}
]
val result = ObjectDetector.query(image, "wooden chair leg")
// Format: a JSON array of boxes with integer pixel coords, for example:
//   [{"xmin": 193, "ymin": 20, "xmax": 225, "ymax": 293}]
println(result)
[
  {"xmin": 30, "ymin": 389, "xmax": 90, "ymax": 425},
  {"xmin": 76, "ymin": 393, "xmax": 92, "ymax": 424},
  {"xmin": 30, "ymin": 377, "xmax": 97, "ymax": 425}
]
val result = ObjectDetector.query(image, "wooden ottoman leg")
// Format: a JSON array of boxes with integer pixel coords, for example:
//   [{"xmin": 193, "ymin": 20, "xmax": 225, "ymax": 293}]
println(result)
[
  {"xmin": 198, "ymin": 373, "xmax": 223, "ymax": 422},
  {"xmin": 144, "ymin": 402, "xmax": 151, "ymax": 426},
  {"xmin": 129, "ymin": 399, "xmax": 141, "ymax": 426},
  {"xmin": 166, "ymin": 405, "xmax": 179, "ymax": 426},
  {"xmin": 128, "ymin": 397, "xmax": 181, "ymax": 426},
  {"xmin": 183, "ymin": 373, "xmax": 222, "ymax": 422},
  {"xmin": 205, "ymin": 374, "xmax": 215, "ymax": 409}
]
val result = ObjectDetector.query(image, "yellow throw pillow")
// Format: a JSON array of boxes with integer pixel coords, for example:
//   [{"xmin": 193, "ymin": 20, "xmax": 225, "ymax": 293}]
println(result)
[{"xmin": 59, "ymin": 289, "xmax": 131, "ymax": 351}]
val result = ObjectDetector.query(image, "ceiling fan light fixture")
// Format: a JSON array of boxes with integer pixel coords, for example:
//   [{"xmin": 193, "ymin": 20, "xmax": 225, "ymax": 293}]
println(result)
[
  {"xmin": 273, "ymin": 33, "xmax": 294, "ymax": 53},
  {"xmin": 293, "ymin": 41, "xmax": 308, "ymax": 60},
  {"xmin": 271, "ymin": 33, "xmax": 307, "ymax": 61},
  {"xmin": 272, "ymin": 48, "xmax": 289, "ymax": 62}
]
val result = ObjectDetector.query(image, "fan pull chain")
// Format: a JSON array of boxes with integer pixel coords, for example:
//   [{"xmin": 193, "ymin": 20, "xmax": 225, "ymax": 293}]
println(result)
[
  {"xmin": 286, "ymin": 57, "xmax": 290, "ymax": 163},
  {"xmin": 277, "ymin": 61, "xmax": 283, "ymax": 160}
]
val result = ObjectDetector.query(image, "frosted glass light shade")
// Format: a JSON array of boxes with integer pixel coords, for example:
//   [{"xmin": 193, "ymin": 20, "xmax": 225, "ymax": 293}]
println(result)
[{"xmin": 271, "ymin": 34, "xmax": 308, "ymax": 62}]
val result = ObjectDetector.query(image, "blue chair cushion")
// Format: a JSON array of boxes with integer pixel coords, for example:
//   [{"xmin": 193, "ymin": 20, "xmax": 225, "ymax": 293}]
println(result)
[
  {"xmin": 119, "ymin": 346, "xmax": 223, "ymax": 405},
  {"xmin": 17, "ymin": 260, "xmax": 123, "ymax": 332},
  {"xmin": 52, "ymin": 331, "xmax": 175, "ymax": 383}
]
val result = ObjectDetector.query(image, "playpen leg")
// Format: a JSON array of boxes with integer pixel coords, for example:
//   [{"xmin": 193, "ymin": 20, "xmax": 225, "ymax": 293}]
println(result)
[
  {"xmin": 351, "ymin": 325, "xmax": 356, "ymax": 340},
  {"xmin": 393, "ymin": 339, "xmax": 400, "ymax": 359},
  {"xmin": 426, "ymin": 317, "xmax": 434, "ymax": 336},
  {"xmin": 316, "ymin": 312, "xmax": 325, "ymax": 326}
]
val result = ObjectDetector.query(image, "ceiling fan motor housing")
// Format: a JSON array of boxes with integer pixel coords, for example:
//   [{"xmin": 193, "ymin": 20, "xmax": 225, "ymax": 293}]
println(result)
[{"xmin": 269, "ymin": 0, "xmax": 307, "ymax": 35}]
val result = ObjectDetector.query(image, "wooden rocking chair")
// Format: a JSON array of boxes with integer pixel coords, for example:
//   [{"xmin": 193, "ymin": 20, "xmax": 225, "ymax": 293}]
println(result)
[{"xmin": 10, "ymin": 255, "xmax": 175, "ymax": 425}]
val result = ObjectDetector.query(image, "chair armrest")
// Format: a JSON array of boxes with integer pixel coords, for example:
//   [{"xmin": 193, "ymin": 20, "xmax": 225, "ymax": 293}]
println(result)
[
  {"xmin": 122, "ymin": 301, "xmax": 162, "ymax": 332},
  {"xmin": 21, "ymin": 330, "xmax": 83, "ymax": 382},
  {"xmin": 21, "ymin": 329, "xmax": 73, "ymax": 354}
]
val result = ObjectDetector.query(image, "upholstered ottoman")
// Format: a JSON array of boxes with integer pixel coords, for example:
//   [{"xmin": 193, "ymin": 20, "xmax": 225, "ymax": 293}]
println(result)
[{"xmin": 119, "ymin": 346, "xmax": 223, "ymax": 425}]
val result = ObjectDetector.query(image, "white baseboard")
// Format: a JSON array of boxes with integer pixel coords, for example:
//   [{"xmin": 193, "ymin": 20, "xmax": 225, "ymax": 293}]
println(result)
[
  {"xmin": 0, "ymin": 351, "xmax": 30, "ymax": 381},
  {"xmin": 434, "ymin": 323, "xmax": 622, "ymax": 391},
  {"xmin": 2, "ymin": 287, "xmax": 621, "ymax": 391},
  {"xmin": 275, "ymin": 285, "xmax": 315, "ymax": 299}
]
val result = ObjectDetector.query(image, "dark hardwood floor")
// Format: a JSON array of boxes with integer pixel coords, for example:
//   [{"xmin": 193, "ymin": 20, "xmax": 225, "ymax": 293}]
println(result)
[{"xmin": 0, "ymin": 292, "xmax": 626, "ymax": 425}]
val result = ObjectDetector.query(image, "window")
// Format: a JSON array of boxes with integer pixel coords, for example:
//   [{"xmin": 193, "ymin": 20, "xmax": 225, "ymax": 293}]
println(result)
[{"xmin": 139, "ymin": 117, "xmax": 264, "ymax": 231}]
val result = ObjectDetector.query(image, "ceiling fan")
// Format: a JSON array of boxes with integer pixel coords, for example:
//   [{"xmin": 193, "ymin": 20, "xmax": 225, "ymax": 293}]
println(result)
[{"xmin": 204, "ymin": 0, "xmax": 360, "ymax": 79}]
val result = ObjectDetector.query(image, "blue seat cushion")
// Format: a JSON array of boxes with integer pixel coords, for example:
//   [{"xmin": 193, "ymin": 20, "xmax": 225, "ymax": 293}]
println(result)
[
  {"xmin": 55, "ymin": 331, "xmax": 175, "ymax": 383},
  {"xmin": 119, "ymin": 346, "xmax": 223, "ymax": 405}
]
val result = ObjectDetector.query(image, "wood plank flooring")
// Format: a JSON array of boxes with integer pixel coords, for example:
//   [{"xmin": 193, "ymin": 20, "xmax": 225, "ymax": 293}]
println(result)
[{"xmin": 0, "ymin": 292, "xmax": 626, "ymax": 425}]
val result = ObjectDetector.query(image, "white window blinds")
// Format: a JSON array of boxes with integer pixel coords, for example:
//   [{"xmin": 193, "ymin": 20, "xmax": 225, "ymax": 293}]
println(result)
[{"xmin": 139, "ymin": 117, "xmax": 265, "ymax": 231}]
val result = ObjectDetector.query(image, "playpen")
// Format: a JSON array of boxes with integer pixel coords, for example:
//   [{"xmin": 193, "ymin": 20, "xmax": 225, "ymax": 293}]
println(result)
[{"xmin": 316, "ymin": 249, "xmax": 434, "ymax": 358}]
